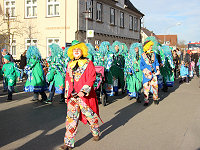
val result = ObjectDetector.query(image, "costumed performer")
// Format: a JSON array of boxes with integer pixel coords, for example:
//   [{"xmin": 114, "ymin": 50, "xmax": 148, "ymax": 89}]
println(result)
[
  {"xmin": 140, "ymin": 40, "xmax": 160, "ymax": 106},
  {"xmin": 45, "ymin": 44, "xmax": 65, "ymax": 104},
  {"xmin": 24, "ymin": 46, "xmax": 48, "ymax": 101},
  {"xmin": 60, "ymin": 40, "xmax": 102, "ymax": 150}
]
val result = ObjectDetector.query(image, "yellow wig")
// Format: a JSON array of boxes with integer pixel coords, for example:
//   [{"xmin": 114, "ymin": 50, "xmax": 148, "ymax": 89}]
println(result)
[
  {"xmin": 143, "ymin": 41, "xmax": 154, "ymax": 53},
  {"xmin": 67, "ymin": 42, "xmax": 88, "ymax": 59}
]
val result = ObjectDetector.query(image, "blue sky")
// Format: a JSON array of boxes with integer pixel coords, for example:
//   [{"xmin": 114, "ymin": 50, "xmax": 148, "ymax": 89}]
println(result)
[{"xmin": 131, "ymin": 0, "xmax": 200, "ymax": 43}]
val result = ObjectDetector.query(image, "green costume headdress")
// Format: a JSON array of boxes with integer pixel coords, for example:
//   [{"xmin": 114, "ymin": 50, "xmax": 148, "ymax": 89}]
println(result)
[
  {"xmin": 129, "ymin": 43, "xmax": 143, "ymax": 58},
  {"xmin": 99, "ymin": 41, "xmax": 114, "ymax": 55},
  {"xmin": 49, "ymin": 43, "xmax": 64, "ymax": 64},
  {"xmin": 26, "ymin": 46, "xmax": 41, "ymax": 60},
  {"xmin": 4, "ymin": 55, "xmax": 11, "ymax": 61},
  {"xmin": 86, "ymin": 43, "xmax": 96, "ymax": 56},
  {"xmin": 112, "ymin": 41, "xmax": 123, "ymax": 55},
  {"xmin": 121, "ymin": 43, "xmax": 128, "ymax": 56},
  {"xmin": 144, "ymin": 36, "xmax": 159, "ymax": 54}
]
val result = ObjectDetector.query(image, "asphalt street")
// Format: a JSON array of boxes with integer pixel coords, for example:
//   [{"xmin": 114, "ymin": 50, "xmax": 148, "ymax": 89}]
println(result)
[{"xmin": 0, "ymin": 77, "xmax": 200, "ymax": 150}]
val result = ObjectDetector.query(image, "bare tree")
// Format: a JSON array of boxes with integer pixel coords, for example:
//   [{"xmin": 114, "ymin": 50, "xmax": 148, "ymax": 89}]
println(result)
[
  {"xmin": 177, "ymin": 40, "xmax": 187, "ymax": 50},
  {"xmin": 0, "ymin": 11, "xmax": 23, "ymax": 52}
]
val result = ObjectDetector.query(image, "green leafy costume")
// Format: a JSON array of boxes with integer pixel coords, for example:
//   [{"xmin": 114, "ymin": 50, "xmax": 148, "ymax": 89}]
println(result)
[
  {"xmin": 125, "ymin": 43, "xmax": 143, "ymax": 98},
  {"xmin": 99, "ymin": 41, "xmax": 115, "ymax": 96},
  {"xmin": 109, "ymin": 41, "xmax": 125, "ymax": 93},
  {"xmin": 46, "ymin": 44, "xmax": 65, "ymax": 94},
  {"xmin": 160, "ymin": 45, "xmax": 175, "ymax": 87},
  {"xmin": 24, "ymin": 46, "xmax": 47, "ymax": 92},
  {"xmin": 2, "ymin": 62, "xmax": 20, "ymax": 86}
]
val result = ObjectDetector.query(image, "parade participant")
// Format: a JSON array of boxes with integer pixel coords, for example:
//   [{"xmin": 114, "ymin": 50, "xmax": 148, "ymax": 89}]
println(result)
[
  {"xmin": 1, "ymin": 48, "xmax": 14, "ymax": 91},
  {"xmin": 110, "ymin": 41, "xmax": 125, "ymax": 95},
  {"xmin": 44, "ymin": 44, "xmax": 65, "ymax": 104},
  {"xmin": 99, "ymin": 41, "xmax": 115, "ymax": 96},
  {"xmin": 173, "ymin": 50, "xmax": 179, "ymax": 79},
  {"xmin": 140, "ymin": 40, "xmax": 160, "ymax": 106},
  {"xmin": 64, "ymin": 47, "xmax": 71, "ymax": 68},
  {"xmin": 121, "ymin": 43, "xmax": 129, "ymax": 57},
  {"xmin": 2, "ymin": 55, "xmax": 20, "ymax": 101},
  {"xmin": 24, "ymin": 46, "xmax": 47, "ymax": 101},
  {"xmin": 60, "ymin": 40, "xmax": 101, "ymax": 150},
  {"xmin": 93, "ymin": 44, "xmax": 104, "ymax": 67},
  {"xmin": 160, "ymin": 45, "xmax": 175, "ymax": 92},
  {"xmin": 179, "ymin": 61, "xmax": 189, "ymax": 84},
  {"xmin": 125, "ymin": 43, "xmax": 143, "ymax": 101},
  {"xmin": 86, "ymin": 43, "xmax": 95, "ymax": 61}
]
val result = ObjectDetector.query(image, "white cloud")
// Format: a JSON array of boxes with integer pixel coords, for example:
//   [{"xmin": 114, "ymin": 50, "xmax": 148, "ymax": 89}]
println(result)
[{"xmin": 131, "ymin": 0, "xmax": 200, "ymax": 42}]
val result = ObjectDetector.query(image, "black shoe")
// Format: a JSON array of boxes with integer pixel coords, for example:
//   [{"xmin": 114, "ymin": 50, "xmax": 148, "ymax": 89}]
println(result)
[
  {"xmin": 143, "ymin": 103, "xmax": 149, "ymax": 106},
  {"xmin": 59, "ymin": 99, "xmax": 65, "ymax": 104},
  {"xmin": 114, "ymin": 92, "xmax": 118, "ymax": 96},
  {"xmin": 136, "ymin": 97, "xmax": 141, "ymax": 103},
  {"xmin": 154, "ymin": 100, "xmax": 159, "ymax": 105},
  {"xmin": 122, "ymin": 90, "xmax": 125, "ymax": 94},
  {"xmin": 6, "ymin": 98, "xmax": 12, "ymax": 101}
]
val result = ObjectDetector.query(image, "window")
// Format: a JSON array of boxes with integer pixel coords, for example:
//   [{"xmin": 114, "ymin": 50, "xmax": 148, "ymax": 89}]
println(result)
[
  {"xmin": 129, "ymin": 15, "xmax": 133, "ymax": 30},
  {"xmin": 120, "ymin": 12, "xmax": 124, "ymax": 28},
  {"xmin": 134, "ymin": 17, "xmax": 138, "ymax": 31},
  {"xmin": 47, "ymin": 0, "xmax": 60, "ymax": 17},
  {"xmin": 25, "ymin": 39, "xmax": 37, "ymax": 50},
  {"xmin": 86, "ymin": 0, "xmax": 93, "ymax": 19},
  {"xmin": 25, "ymin": 0, "xmax": 37, "ymax": 18},
  {"xmin": 95, "ymin": 40, "xmax": 101, "ymax": 46},
  {"xmin": 110, "ymin": 8, "xmax": 115, "ymax": 25},
  {"xmin": 4, "ymin": 0, "xmax": 15, "ymax": 18},
  {"xmin": 96, "ymin": 2, "xmax": 102, "ymax": 21},
  {"xmin": 47, "ymin": 38, "xmax": 59, "ymax": 57},
  {"xmin": 10, "ymin": 39, "xmax": 16, "ymax": 57}
]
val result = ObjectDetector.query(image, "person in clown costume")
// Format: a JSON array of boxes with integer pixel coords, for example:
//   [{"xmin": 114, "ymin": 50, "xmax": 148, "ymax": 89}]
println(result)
[
  {"xmin": 125, "ymin": 43, "xmax": 143, "ymax": 101},
  {"xmin": 109, "ymin": 41, "xmax": 125, "ymax": 95},
  {"xmin": 24, "ymin": 46, "xmax": 48, "ymax": 101},
  {"xmin": 140, "ymin": 40, "xmax": 160, "ymax": 106},
  {"xmin": 44, "ymin": 44, "xmax": 65, "ymax": 104},
  {"xmin": 60, "ymin": 40, "xmax": 102, "ymax": 150}
]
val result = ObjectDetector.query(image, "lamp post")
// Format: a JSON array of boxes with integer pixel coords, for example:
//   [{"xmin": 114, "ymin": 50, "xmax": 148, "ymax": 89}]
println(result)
[{"xmin": 164, "ymin": 22, "xmax": 181, "ymax": 45}]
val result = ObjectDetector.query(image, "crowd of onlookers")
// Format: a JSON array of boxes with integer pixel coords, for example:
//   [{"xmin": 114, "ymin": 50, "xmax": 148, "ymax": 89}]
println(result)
[{"xmin": 172, "ymin": 48, "xmax": 200, "ymax": 84}]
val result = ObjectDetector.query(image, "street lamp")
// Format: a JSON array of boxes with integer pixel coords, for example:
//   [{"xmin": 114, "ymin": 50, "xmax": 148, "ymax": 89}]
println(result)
[{"xmin": 164, "ymin": 22, "xmax": 181, "ymax": 45}]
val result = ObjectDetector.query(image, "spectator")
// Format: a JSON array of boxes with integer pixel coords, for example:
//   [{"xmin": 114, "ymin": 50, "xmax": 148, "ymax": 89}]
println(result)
[{"xmin": 19, "ymin": 50, "xmax": 27, "ymax": 82}]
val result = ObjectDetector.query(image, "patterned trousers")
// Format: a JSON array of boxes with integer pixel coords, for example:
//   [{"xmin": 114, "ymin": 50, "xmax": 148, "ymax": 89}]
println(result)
[
  {"xmin": 143, "ymin": 75, "xmax": 158, "ymax": 103},
  {"xmin": 64, "ymin": 97, "xmax": 99, "ymax": 148}
]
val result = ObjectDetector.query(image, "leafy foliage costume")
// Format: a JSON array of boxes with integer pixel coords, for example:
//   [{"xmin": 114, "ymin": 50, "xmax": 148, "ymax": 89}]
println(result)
[
  {"xmin": 46, "ymin": 44, "xmax": 65, "ymax": 95},
  {"xmin": 99, "ymin": 41, "xmax": 115, "ymax": 96},
  {"xmin": 125, "ymin": 43, "xmax": 143, "ymax": 98},
  {"xmin": 24, "ymin": 46, "xmax": 47, "ymax": 93},
  {"xmin": 109, "ymin": 41, "xmax": 125, "ymax": 94},
  {"xmin": 160, "ymin": 45, "xmax": 175, "ymax": 87}
]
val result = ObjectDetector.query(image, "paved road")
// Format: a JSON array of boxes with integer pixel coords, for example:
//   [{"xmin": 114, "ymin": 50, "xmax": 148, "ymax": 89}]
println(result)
[{"xmin": 0, "ymin": 77, "xmax": 200, "ymax": 150}]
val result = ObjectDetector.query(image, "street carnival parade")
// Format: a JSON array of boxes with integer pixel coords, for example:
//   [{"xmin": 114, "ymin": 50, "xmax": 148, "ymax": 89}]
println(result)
[{"xmin": 0, "ymin": 0, "xmax": 200, "ymax": 150}]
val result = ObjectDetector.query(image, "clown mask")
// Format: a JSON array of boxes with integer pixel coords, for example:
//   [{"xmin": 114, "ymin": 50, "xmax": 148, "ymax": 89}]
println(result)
[{"xmin": 73, "ymin": 48, "xmax": 83, "ymax": 59}]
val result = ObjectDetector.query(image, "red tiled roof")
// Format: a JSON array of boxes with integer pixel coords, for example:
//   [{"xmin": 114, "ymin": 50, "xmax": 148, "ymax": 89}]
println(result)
[{"xmin": 156, "ymin": 35, "xmax": 178, "ymax": 46}]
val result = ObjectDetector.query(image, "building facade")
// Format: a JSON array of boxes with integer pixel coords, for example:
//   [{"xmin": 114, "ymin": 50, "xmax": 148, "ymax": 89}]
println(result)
[{"xmin": 0, "ymin": 0, "xmax": 143, "ymax": 59}]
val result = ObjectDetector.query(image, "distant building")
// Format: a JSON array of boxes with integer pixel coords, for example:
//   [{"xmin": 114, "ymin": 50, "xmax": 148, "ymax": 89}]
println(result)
[
  {"xmin": 156, "ymin": 35, "xmax": 178, "ymax": 49},
  {"xmin": 0, "ymin": 0, "xmax": 144, "ymax": 59},
  {"xmin": 141, "ymin": 27, "xmax": 155, "ymax": 43}
]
